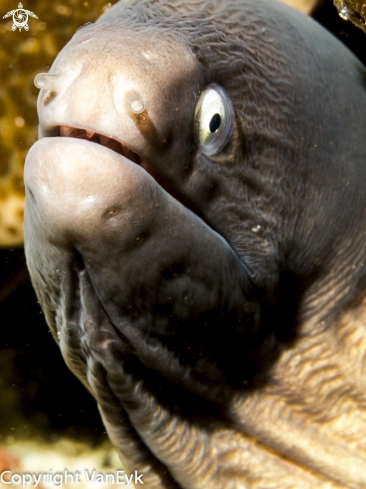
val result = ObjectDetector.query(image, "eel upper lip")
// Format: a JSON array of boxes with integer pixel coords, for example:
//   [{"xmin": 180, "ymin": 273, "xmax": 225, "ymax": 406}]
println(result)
[
  {"xmin": 59, "ymin": 125, "xmax": 197, "ymax": 212},
  {"xmin": 60, "ymin": 124, "xmax": 148, "ymax": 168}
]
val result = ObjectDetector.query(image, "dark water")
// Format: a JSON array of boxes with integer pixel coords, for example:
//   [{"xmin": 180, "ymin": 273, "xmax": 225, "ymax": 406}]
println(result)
[{"xmin": 313, "ymin": 0, "xmax": 366, "ymax": 66}]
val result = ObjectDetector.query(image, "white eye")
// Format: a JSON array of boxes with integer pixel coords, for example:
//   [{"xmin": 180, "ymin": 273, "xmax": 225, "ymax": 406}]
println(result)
[{"xmin": 193, "ymin": 83, "xmax": 235, "ymax": 156}]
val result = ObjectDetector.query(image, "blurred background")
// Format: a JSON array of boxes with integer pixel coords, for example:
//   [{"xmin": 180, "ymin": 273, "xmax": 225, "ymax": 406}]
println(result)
[{"xmin": 0, "ymin": 0, "xmax": 365, "ymax": 483}]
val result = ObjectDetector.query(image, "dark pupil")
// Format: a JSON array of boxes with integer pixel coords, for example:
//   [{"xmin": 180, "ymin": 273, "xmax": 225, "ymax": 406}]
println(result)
[{"xmin": 209, "ymin": 113, "xmax": 221, "ymax": 133}]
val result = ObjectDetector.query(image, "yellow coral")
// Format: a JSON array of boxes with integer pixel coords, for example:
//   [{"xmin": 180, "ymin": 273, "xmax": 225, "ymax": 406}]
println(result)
[{"xmin": 0, "ymin": 0, "xmax": 118, "ymax": 246}]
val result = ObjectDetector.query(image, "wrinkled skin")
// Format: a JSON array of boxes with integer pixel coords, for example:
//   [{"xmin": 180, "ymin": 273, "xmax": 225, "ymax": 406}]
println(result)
[
  {"xmin": 0, "ymin": 0, "xmax": 317, "ymax": 249},
  {"xmin": 24, "ymin": 0, "xmax": 366, "ymax": 487}
]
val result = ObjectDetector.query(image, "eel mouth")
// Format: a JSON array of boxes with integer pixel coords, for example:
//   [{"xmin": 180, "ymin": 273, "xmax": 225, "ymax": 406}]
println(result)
[
  {"xmin": 59, "ymin": 125, "xmax": 195, "ymax": 212},
  {"xmin": 61, "ymin": 125, "xmax": 146, "ymax": 167}
]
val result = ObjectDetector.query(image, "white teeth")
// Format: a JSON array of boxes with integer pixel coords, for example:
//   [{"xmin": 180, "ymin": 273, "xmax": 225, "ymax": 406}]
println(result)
[
  {"xmin": 99, "ymin": 135, "xmax": 110, "ymax": 145},
  {"xmin": 60, "ymin": 125, "xmax": 73, "ymax": 137},
  {"xmin": 86, "ymin": 130, "xmax": 95, "ymax": 138}
]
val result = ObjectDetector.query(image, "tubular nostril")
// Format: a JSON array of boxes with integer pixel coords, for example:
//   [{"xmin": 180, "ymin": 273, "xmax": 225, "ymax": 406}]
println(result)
[
  {"xmin": 34, "ymin": 73, "xmax": 60, "ymax": 91},
  {"xmin": 124, "ymin": 91, "xmax": 145, "ymax": 114}
]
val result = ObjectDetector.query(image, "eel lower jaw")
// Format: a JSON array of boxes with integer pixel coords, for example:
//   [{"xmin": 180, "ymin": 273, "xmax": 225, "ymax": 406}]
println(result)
[{"xmin": 59, "ymin": 125, "xmax": 196, "ymax": 212}]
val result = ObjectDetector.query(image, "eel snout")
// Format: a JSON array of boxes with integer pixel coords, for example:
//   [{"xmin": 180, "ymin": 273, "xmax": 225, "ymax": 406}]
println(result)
[{"xmin": 24, "ymin": 136, "xmax": 255, "ymax": 403}]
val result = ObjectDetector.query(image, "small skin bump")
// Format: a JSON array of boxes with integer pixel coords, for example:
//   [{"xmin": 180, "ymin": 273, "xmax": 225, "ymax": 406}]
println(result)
[
  {"xmin": 102, "ymin": 206, "xmax": 124, "ymax": 220},
  {"xmin": 184, "ymin": 159, "xmax": 194, "ymax": 176},
  {"xmin": 129, "ymin": 108, "xmax": 165, "ymax": 150},
  {"xmin": 135, "ymin": 231, "xmax": 150, "ymax": 243},
  {"xmin": 122, "ymin": 231, "xmax": 151, "ymax": 252},
  {"xmin": 161, "ymin": 133, "xmax": 173, "ymax": 150}
]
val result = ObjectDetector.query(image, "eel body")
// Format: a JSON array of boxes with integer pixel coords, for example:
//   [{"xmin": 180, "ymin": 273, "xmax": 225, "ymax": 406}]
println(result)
[{"xmin": 24, "ymin": 0, "xmax": 366, "ymax": 487}]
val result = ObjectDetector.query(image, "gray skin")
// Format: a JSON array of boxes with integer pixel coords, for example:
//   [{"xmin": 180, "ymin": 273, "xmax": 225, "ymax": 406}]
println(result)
[{"xmin": 24, "ymin": 0, "xmax": 366, "ymax": 487}]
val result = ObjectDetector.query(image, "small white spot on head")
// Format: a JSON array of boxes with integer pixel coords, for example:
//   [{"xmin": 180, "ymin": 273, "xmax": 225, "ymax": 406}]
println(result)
[
  {"xmin": 101, "ymin": 114, "xmax": 105, "ymax": 120},
  {"xmin": 143, "ymin": 51, "xmax": 151, "ymax": 59},
  {"xmin": 251, "ymin": 225, "xmax": 261, "ymax": 233}
]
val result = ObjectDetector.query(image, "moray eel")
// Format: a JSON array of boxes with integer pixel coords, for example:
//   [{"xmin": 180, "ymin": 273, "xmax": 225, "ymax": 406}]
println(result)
[
  {"xmin": 0, "ymin": 0, "xmax": 314, "ymax": 250},
  {"xmin": 24, "ymin": 0, "xmax": 366, "ymax": 487}
]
